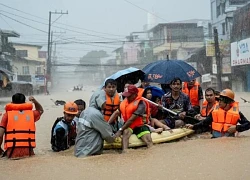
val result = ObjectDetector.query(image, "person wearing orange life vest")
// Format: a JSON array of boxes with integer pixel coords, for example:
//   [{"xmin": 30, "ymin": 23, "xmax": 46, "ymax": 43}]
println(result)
[
  {"xmin": 103, "ymin": 79, "xmax": 122, "ymax": 132},
  {"xmin": 186, "ymin": 89, "xmax": 250, "ymax": 138},
  {"xmin": 0, "ymin": 93, "xmax": 43, "ymax": 159},
  {"xmin": 109, "ymin": 85, "xmax": 153, "ymax": 152},
  {"xmin": 182, "ymin": 79, "xmax": 203, "ymax": 114},
  {"xmin": 194, "ymin": 88, "xmax": 217, "ymax": 121}
]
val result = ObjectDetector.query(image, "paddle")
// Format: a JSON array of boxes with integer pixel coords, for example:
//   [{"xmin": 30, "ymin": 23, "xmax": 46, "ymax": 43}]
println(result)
[{"xmin": 142, "ymin": 97, "xmax": 177, "ymax": 116}]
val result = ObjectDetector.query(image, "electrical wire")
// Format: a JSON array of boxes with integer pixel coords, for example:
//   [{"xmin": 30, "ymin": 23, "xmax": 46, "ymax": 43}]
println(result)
[
  {"xmin": 0, "ymin": 2, "xmax": 126, "ymax": 37},
  {"xmin": 0, "ymin": 13, "xmax": 47, "ymax": 33},
  {"xmin": 123, "ymin": 0, "xmax": 168, "ymax": 22}
]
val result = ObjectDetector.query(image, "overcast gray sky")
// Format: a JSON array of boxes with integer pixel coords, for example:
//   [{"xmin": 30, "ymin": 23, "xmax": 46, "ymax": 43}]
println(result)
[{"xmin": 0, "ymin": 0, "xmax": 211, "ymax": 61}]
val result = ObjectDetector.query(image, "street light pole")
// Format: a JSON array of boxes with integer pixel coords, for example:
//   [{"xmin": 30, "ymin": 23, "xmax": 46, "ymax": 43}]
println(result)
[{"xmin": 213, "ymin": 28, "xmax": 222, "ymax": 91}]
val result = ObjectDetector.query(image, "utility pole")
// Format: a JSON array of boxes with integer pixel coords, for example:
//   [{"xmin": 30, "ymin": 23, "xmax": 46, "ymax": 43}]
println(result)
[
  {"xmin": 46, "ymin": 10, "xmax": 68, "ymax": 94},
  {"xmin": 214, "ymin": 27, "xmax": 222, "ymax": 91}
]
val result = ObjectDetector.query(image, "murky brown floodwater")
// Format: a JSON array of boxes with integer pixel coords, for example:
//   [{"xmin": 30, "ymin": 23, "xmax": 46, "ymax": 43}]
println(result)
[{"xmin": 1, "ymin": 88, "xmax": 250, "ymax": 180}]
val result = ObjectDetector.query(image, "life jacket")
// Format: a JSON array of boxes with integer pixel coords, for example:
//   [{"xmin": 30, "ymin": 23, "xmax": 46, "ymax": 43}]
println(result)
[
  {"xmin": 120, "ymin": 96, "xmax": 150, "ymax": 129},
  {"xmin": 103, "ymin": 93, "xmax": 120, "ymax": 121},
  {"xmin": 50, "ymin": 117, "xmax": 76, "ymax": 151},
  {"xmin": 212, "ymin": 102, "xmax": 240, "ymax": 133},
  {"xmin": 201, "ymin": 100, "xmax": 216, "ymax": 117},
  {"xmin": 137, "ymin": 88, "xmax": 144, "ymax": 98},
  {"xmin": 4, "ymin": 103, "xmax": 35, "ymax": 151},
  {"xmin": 182, "ymin": 81, "xmax": 200, "ymax": 106}
]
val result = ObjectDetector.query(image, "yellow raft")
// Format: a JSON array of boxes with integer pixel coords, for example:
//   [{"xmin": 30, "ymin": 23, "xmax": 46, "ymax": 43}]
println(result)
[{"xmin": 104, "ymin": 128, "xmax": 194, "ymax": 149}]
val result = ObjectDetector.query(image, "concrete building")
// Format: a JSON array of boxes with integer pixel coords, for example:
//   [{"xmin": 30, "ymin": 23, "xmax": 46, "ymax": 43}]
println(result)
[
  {"xmin": 230, "ymin": 3, "xmax": 250, "ymax": 91},
  {"xmin": 210, "ymin": 0, "xmax": 250, "ymax": 40},
  {"xmin": 12, "ymin": 43, "xmax": 46, "ymax": 75},
  {"xmin": 147, "ymin": 19, "xmax": 209, "ymax": 60},
  {"xmin": 210, "ymin": 0, "xmax": 250, "ymax": 91}
]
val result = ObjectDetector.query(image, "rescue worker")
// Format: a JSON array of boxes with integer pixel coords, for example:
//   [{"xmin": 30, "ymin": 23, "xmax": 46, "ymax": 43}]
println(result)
[
  {"xmin": 0, "ymin": 93, "xmax": 43, "ymax": 159},
  {"xmin": 103, "ymin": 79, "xmax": 121, "ymax": 132},
  {"xmin": 182, "ymin": 79, "xmax": 203, "ymax": 113},
  {"xmin": 195, "ymin": 87, "xmax": 217, "ymax": 120},
  {"xmin": 75, "ymin": 90, "xmax": 116, "ymax": 157},
  {"xmin": 109, "ymin": 85, "xmax": 153, "ymax": 152},
  {"xmin": 186, "ymin": 89, "xmax": 250, "ymax": 138},
  {"xmin": 51, "ymin": 102, "xmax": 78, "ymax": 152}
]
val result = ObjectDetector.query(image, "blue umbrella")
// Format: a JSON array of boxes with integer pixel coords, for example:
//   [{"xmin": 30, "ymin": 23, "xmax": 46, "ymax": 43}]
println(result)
[
  {"xmin": 102, "ymin": 67, "xmax": 145, "ymax": 92},
  {"xmin": 144, "ymin": 86, "xmax": 165, "ymax": 98},
  {"xmin": 142, "ymin": 59, "xmax": 201, "ymax": 84}
]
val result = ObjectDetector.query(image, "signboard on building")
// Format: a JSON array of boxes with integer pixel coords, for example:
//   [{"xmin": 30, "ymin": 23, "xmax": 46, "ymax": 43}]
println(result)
[
  {"xmin": 222, "ymin": 57, "xmax": 231, "ymax": 74},
  {"xmin": 206, "ymin": 40, "xmax": 215, "ymax": 56},
  {"xmin": 206, "ymin": 40, "xmax": 230, "ymax": 57},
  {"xmin": 231, "ymin": 38, "xmax": 250, "ymax": 66},
  {"xmin": 212, "ymin": 64, "xmax": 217, "ymax": 74},
  {"xmin": 202, "ymin": 73, "xmax": 211, "ymax": 83}
]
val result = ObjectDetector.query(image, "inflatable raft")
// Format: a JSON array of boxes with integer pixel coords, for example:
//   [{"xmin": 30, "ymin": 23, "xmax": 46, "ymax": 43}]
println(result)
[{"xmin": 104, "ymin": 128, "xmax": 194, "ymax": 149}]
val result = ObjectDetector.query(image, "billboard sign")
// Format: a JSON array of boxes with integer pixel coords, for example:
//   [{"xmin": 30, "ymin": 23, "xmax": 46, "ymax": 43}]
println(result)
[{"xmin": 231, "ymin": 38, "xmax": 250, "ymax": 66}]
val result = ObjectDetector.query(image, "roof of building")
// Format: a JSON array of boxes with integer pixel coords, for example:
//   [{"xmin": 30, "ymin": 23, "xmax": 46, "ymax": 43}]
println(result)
[
  {"xmin": 12, "ymin": 42, "xmax": 42, "ymax": 49},
  {"xmin": 171, "ymin": 19, "xmax": 210, "ymax": 24},
  {"xmin": 147, "ymin": 19, "xmax": 210, "ymax": 32},
  {"xmin": 0, "ymin": 30, "xmax": 20, "ymax": 38}
]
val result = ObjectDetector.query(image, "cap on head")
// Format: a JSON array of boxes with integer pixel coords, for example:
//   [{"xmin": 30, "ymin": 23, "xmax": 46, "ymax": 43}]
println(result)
[
  {"xmin": 64, "ymin": 101, "xmax": 78, "ymax": 115},
  {"xmin": 122, "ymin": 85, "xmax": 138, "ymax": 97},
  {"xmin": 220, "ymin": 89, "xmax": 235, "ymax": 101}
]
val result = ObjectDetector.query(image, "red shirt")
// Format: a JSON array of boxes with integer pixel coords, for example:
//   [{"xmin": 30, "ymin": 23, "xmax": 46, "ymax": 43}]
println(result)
[{"xmin": 0, "ymin": 110, "xmax": 41, "ymax": 159}]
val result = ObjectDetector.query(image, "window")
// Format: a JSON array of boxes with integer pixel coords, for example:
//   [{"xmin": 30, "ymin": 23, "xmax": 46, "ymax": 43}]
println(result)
[
  {"xmin": 38, "ymin": 51, "xmax": 47, "ymax": 58},
  {"xmin": 167, "ymin": 25, "xmax": 204, "ymax": 43},
  {"xmin": 22, "ymin": 66, "xmax": 29, "ymax": 75},
  {"xmin": 216, "ymin": 5, "xmax": 221, "ymax": 17},
  {"xmin": 222, "ymin": 23, "xmax": 226, "ymax": 35},
  {"xmin": 36, "ymin": 66, "xmax": 42, "ymax": 74},
  {"xmin": 221, "ymin": 2, "xmax": 225, "ymax": 14},
  {"xmin": 16, "ymin": 50, "xmax": 28, "ymax": 57},
  {"xmin": 229, "ymin": 0, "xmax": 250, "ymax": 5}
]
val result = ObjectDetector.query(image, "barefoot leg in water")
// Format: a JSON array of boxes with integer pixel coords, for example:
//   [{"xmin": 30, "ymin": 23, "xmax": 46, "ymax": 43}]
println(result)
[
  {"xmin": 122, "ymin": 129, "xmax": 132, "ymax": 153},
  {"xmin": 141, "ymin": 134, "xmax": 153, "ymax": 148}
]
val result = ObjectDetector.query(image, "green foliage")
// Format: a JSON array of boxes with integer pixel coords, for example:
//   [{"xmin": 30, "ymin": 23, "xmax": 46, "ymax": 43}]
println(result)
[{"xmin": 79, "ymin": 50, "xmax": 108, "ymax": 64}]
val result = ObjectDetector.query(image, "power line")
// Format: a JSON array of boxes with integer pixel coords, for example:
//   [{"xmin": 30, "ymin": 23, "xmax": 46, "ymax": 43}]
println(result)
[
  {"xmin": 0, "ymin": 2, "xmax": 126, "ymax": 37},
  {"xmin": 0, "ymin": 10, "xmax": 121, "ymax": 41},
  {"xmin": 123, "ymin": 0, "xmax": 168, "ymax": 22},
  {"xmin": 0, "ymin": 13, "xmax": 14, "ymax": 30},
  {"xmin": 52, "ymin": 63, "xmax": 148, "ymax": 67},
  {"xmin": 0, "ymin": 13, "xmax": 47, "ymax": 33}
]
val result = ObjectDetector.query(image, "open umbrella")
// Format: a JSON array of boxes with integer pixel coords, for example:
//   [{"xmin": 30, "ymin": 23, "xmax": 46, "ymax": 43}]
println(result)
[
  {"xmin": 144, "ymin": 86, "xmax": 165, "ymax": 98},
  {"xmin": 102, "ymin": 67, "xmax": 145, "ymax": 92},
  {"xmin": 142, "ymin": 59, "xmax": 201, "ymax": 84}
]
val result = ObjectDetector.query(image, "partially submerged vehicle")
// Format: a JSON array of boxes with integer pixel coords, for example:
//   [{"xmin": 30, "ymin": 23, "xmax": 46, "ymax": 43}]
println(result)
[{"xmin": 0, "ymin": 68, "xmax": 44, "ymax": 96}]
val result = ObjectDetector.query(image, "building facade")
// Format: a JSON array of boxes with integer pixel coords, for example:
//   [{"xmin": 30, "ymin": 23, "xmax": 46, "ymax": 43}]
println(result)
[
  {"xmin": 148, "ymin": 20, "xmax": 209, "ymax": 60},
  {"xmin": 12, "ymin": 43, "xmax": 46, "ymax": 76},
  {"xmin": 210, "ymin": 0, "xmax": 250, "ymax": 91}
]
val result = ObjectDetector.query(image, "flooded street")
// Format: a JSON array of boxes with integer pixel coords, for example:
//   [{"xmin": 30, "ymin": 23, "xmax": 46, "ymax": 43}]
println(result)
[{"xmin": 1, "ymin": 89, "xmax": 250, "ymax": 180}]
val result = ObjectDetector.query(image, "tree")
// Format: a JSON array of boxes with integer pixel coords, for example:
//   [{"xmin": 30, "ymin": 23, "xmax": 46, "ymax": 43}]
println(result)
[{"xmin": 79, "ymin": 50, "xmax": 109, "ymax": 64}]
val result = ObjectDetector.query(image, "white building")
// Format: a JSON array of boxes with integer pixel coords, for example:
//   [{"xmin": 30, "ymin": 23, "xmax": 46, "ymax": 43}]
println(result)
[{"xmin": 210, "ymin": 0, "xmax": 250, "ymax": 40}]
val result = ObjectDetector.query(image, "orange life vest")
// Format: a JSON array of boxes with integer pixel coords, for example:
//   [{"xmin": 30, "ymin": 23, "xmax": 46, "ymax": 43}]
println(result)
[
  {"xmin": 120, "ymin": 96, "xmax": 150, "ymax": 129},
  {"xmin": 201, "ymin": 100, "xmax": 216, "ymax": 117},
  {"xmin": 137, "ymin": 88, "xmax": 144, "ymax": 98},
  {"xmin": 4, "ymin": 103, "xmax": 36, "ymax": 150},
  {"xmin": 182, "ymin": 81, "xmax": 200, "ymax": 106},
  {"xmin": 212, "ymin": 102, "xmax": 240, "ymax": 132},
  {"xmin": 103, "ymin": 93, "xmax": 120, "ymax": 121}
]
